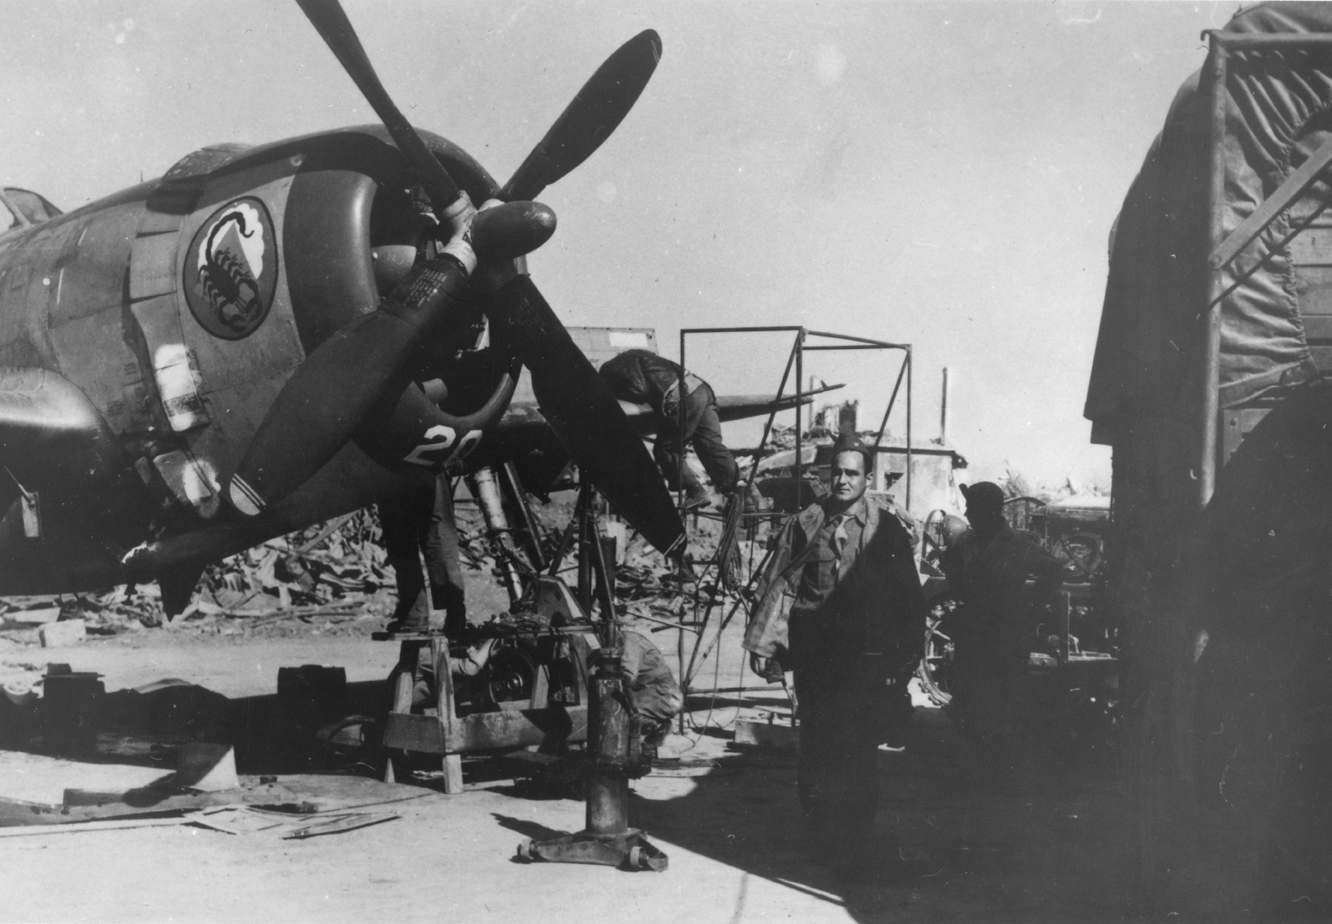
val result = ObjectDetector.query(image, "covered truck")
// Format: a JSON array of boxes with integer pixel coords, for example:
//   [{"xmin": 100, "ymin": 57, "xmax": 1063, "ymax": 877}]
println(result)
[{"xmin": 1087, "ymin": 2, "xmax": 1332, "ymax": 912}]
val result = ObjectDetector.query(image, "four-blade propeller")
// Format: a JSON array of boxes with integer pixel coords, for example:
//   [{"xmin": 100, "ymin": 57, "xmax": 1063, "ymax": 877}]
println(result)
[{"xmin": 228, "ymin": 0, "xmax": 683, "ymax": 556}]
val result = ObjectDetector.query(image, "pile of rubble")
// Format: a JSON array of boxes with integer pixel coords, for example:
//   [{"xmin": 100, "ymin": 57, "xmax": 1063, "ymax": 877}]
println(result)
[
  {"xmin": 0, "ymin": 485, "xmax": 774, "ymax": 646},
  {"xmin": 0, "ymin": 511, "xmax": 401, "ymax": 640}
]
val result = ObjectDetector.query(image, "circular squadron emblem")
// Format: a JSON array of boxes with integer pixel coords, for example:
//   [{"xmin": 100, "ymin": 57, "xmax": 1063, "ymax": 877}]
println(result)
[{"xmin": 183, "ymin": 197, "xmax": 278, "ymax": 340}]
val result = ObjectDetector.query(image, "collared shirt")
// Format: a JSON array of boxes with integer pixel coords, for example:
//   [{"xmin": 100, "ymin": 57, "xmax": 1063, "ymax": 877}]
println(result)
[{"xmin": 793, "ymin": 496, "xmax": 869, "ymax": 614}]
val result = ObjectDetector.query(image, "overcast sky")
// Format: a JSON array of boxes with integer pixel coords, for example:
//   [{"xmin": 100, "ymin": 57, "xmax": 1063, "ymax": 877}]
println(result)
[{"xmin": 0, "ymin": 1, "xmax": 1243, "ymax": 490}]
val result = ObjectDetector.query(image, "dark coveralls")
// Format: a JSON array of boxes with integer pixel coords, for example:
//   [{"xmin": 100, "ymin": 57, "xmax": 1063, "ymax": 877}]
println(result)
[
  {"xmin": 942, "ymin": 523, "xmax": 1063, "ymax": 764},
  {"xmin": 747, "ymin": 496, "xmax": 926, "ymax": 854},
  {"xmin": 378, "ymin": 474, "xmax": 467, "ymax": 636},
  {"xmin": 617, "ymin": 628, "xmax": 683, "ymax": 746},
  {"xmin": 598, "ymin": 349, "xmax": 739, "ymax": 497}
]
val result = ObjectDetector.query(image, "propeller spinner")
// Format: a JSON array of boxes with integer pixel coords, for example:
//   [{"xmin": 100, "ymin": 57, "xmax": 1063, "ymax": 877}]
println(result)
[{"xmin": 228, "ymin": 0, "xmax": 682, "ymax": 555}]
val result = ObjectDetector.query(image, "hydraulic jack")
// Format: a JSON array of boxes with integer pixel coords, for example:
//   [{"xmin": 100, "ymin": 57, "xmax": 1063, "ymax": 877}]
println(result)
[{"xmin": 516, "ymin": 483, "xmax": 668, "ymax": 872}]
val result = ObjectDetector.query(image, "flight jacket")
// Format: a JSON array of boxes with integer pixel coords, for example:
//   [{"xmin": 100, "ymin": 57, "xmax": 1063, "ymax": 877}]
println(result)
[{"xmin": 742, "ymin": 495, "xmax": 927, "ymax": 675}]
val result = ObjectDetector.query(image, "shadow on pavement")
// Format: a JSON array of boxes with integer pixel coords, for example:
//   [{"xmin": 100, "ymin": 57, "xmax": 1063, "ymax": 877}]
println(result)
[{"xmin": 614, "ymin": 707, "xmax": 1141, "ymax": 922}]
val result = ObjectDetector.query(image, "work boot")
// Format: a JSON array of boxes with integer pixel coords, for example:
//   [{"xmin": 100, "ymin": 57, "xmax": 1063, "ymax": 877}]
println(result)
[
  {"xmin": 386, "ymin": 586, "xmax": 433, "ymax": 635},
  {"xmin": 683, "ymin": 486, "xmax": 711, "ymax": 510},
  {"xmin": 432, "ymin": 584, "xmax": 467, "ymax": 639}
]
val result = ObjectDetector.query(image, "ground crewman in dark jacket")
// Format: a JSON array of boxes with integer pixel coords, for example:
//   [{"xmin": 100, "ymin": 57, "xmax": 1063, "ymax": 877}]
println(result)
[
  {"xmin": 598, "ymin": 349, "xmax": 739, "ymax": 509},
  {"xmin": 743, "ymin": 433, "xmax": 926, "ymax": 878},
  {"xmin": 943, "ymin": 481, "xmax": 1064, "ymax": 775}
]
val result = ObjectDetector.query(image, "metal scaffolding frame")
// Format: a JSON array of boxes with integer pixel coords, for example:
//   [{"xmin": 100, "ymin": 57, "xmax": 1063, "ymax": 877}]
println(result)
[
  {"xmin": 671, "ymin": 326, "xmax": 914, "ymax": 704},
  {"xmin": 678, "ymin": 326, "xmax": 914, "ymax": 512}
]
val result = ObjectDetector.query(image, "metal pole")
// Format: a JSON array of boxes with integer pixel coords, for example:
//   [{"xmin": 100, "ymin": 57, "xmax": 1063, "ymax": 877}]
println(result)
[
  {"xmin": 744, "ymin": 336, "xmax": 801, "ymax": 489},
  {"xmin": 795, "ymin": 329, "xmax": 805, "ymax": 506},
  {"xmin": 501, "ymin": 461, "xmax": 547, "ymax": 571},
  {"xmin": 675, "ymin": 328, "xmax": 689, "ymax": 720},
  {"xmin": 804, "ymin": 330, "xmax": 907, "ymax": 348},
  {"xmin": 1200, "ymin": 39, "xmax": 1227, "ymax": 508},
  {"xmin": 872, "ymin": 357, "xmax": 907, "ymax": 453},
  {"xmin": 906, "ymin": 345, "xmax": 913, "ymax": 512},
  {"xmin": 577, "ymin": 481, "xmax": 593, "ymax": 613},
  {"xmin": 1210, "ymin": 32, "xmax": 1332, "ymax": 50},
  {"xmin": 940, "ymin": 367, "xmax": 950, "ymax": 444},
  {"xmin": 467, "ymin": 466, "xmax": 525, "ymax": 604},
  {"xmin": 678, "ymin": 330, "xmax": 687, "ymax": 511},
  {"xmin": 871, "ymin": 353, "xmax": 908, "ymax": 498}
]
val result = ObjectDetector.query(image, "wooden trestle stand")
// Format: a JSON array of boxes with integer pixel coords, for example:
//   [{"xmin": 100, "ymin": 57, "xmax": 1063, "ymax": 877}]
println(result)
[{"xmin": 378, "ymin": 626, "xmax": 595, "ymax": 793}]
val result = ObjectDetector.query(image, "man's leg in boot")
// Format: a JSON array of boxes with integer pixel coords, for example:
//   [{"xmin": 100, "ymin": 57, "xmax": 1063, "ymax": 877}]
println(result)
[
  {"xmin": 425, "ymin": 475, "xmax": 468, "ymax": 638},
  {"xmin": 687, "ymin": 386, "xmax": 738, "ymax": 495},
  {"xmin": 653, "ymin": 434, "xmax": 709, "ymax": 508},
  {"xmin": 379, "ymin": 487, "xmax": 433, "ymax": 632}
]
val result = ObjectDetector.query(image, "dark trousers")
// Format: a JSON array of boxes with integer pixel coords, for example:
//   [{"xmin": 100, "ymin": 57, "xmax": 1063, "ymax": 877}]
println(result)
[
  {"xmin": 378, "ymin": 475, "xmax": 466, "ymax": 635},
  {"xmin": 950, "ymin": 652, "xmax": 1025, "ymax": 774},
  {"xmin": 654, "ymin": 383, "xmax": 738, "ymax": 495},
  {"xmin": 795, "ymin": 665, "xmax": 881, "ymax": 854}
]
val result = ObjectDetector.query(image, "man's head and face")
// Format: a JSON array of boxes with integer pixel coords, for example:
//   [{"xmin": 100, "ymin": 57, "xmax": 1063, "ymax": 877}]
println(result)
[
  {"xmin": 827, "ymin": 435, "xmax": 871, "ymax": 514},
  {"xmin": 961, "ymin": 481, "xmax": 1006, "ymax": 540}
]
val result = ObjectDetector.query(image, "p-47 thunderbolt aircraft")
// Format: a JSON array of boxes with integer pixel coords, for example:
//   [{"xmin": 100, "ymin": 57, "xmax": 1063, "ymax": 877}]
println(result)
[
  {"xmin": 0, "ymin": 1, "xmax": 701, "ymax": 613},
  {"xmin": 0, "ymin": 3, "xmax": 834, "ymax": 616}
]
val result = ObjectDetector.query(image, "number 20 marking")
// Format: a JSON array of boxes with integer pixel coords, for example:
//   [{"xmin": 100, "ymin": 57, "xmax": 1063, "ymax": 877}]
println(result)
[{"xmin": 404, "ymin": 425, "xmax": 483, "ymax": 468}]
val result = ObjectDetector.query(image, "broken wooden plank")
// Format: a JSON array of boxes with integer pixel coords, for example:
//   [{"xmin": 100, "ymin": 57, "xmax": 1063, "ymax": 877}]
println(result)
[
  {"xmin": 283, "ymin": 811, "xmax": 400, "ymax": 839},
  {"xmin": 0, "ymin": 814, "xmax": 198, "ymax": 837}
]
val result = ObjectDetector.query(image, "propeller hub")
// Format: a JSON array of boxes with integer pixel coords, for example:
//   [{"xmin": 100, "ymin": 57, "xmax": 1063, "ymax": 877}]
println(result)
[{"xmin": 471, "ymin": 201, "xmax": 557, "ymax": 263}]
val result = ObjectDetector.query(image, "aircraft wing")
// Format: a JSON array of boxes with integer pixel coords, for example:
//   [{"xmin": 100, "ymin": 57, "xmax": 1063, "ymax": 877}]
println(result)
[
  {"xmin": 0, "ymin": 368, "xmax": 156, "ymax": 593},
  {"xmin": 617, "ymin": 386, "xmax": 848, "ymax": 427},
  {"xmin": 713, "ymin": 382, "xmax": 844, "ymax": 423}
]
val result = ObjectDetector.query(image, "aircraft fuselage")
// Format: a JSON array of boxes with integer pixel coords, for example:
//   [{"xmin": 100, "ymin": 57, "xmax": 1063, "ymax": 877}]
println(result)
[{"xmin": 0, "ymin": 127, "xmax": 523, "ymax": 598}]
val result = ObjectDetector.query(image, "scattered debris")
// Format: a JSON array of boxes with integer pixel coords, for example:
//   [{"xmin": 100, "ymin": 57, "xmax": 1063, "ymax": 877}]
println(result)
[
  {"xmin": 0, "ymin": 815, "xmax": 204, "ymax": 838},
  {"xmin": 38, "ymin": 620, "xmax": 85, "ymax": 648},
  {"xmin": 191, "ymin": 805, "xmax": 400, "ymax": 839}
]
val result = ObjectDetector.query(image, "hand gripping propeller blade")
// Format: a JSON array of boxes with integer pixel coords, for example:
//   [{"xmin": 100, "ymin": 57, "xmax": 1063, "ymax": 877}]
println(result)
[
  {"xmin": 486, "ymin": 274, "xmax": 684, "ymax": 556},
  {"xmin": 296, "ymin": 0, "xmax": 460, "ymax": 214}
]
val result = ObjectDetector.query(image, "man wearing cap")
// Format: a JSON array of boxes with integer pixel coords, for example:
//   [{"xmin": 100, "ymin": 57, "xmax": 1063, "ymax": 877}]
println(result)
[
  {"xmin": 944, "ymin": 481, "xmax": 1064, "ymax": 773},
  {"xmin": 598, "ymin": 349, "xmax": 740, "ymax": 510},
  {"xmin": 743, "ymin": 433, "xmax": 927, "ymax": 875}
]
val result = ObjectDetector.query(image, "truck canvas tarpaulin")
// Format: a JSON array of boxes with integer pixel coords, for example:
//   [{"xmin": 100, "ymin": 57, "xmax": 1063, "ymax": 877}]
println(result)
[
  {"xmin": 1087, "ymin": 2, "xmax": 1332, "ymax": 443},
  {"xmin": 1086, "ymin": 5, "xmax": 1332, "ymax": 914}
]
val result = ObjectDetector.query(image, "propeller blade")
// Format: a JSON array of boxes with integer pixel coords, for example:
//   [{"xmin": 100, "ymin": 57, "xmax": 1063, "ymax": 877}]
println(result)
[
  {"xmin": 502, "ymin": 29, "xmax": 662, "ymax": 202},
  {"xmin": 228, "ymin": 271, "xmax": 469, "ymax": 515},
  {"xmin": 486, "ymin": 273, "xmax": 684, "ymax": 555},
  {"xmin": 295, "ymin": 0, "xmax": 460, "ymax": 213},
  {"xmin": 228, "ymin": 203, "xmax": 553, "ymax": 515}
]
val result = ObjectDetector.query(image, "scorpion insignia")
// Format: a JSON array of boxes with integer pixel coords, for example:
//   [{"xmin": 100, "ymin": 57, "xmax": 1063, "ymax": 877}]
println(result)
[{"xmin": 184, "ymin": 197, "xmax": 278, "ymax": 340}]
